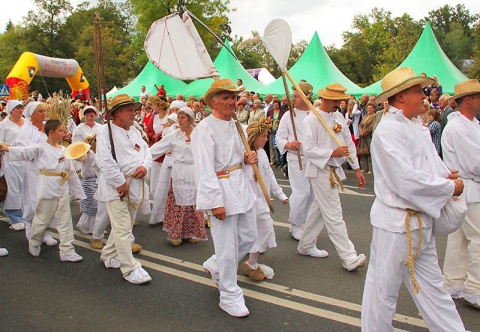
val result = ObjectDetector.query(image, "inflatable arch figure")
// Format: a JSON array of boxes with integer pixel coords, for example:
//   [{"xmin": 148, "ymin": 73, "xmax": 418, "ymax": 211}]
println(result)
[{"xmin": 5, "ymin": 52, "xmax": 90, "ymax": 101}]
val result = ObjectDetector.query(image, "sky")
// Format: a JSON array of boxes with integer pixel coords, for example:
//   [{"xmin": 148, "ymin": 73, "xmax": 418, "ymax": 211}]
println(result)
[{"xmin": 2, "ymin": 0, "xmax": 480, "ymax": 48}]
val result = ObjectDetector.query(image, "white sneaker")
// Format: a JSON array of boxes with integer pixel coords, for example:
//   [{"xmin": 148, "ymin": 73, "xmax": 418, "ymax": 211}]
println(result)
[
  {"xmin": 9, "ymin": 223, "xmax": 25, "ymax": 231},
  {"xmin": 0, "ymin": 247, "xmax": 8, "ymax": 256},
  {"xmin": 290, "ymin": 224, "xmax": 303, "ymax": 241},
  {"xmin": 298, "ymin": 247, "xmax": 329, "ymax": 258},
  {"xmin": 459, "ymin": 291, "xmax": 480, "ymax": 310},
  {"xmin": 203, "ymin": 258, "xmax": 219, "ymax": 286},
  {"xmin": 103, "ymin": 257, "xmax": 121, "ymax": 269},
  {"xmin": 42, "ymin": 232, "xmax": 58, "ymax": 246},
  {"xmin": 29, "ymin": 245, "xmax": 41, "ymax": 257},
  {"xmin": 258, "ymin": 264, "xmax": 275, "ymax": 279},
  {"xmin": 123, "ymin": 267, "xmax": 152, "ymax": 284},
  {"xmin": 343, "ymin": 254, "xmax": 367, "ymax": 271},
  {"xmin": 60, "ymin": 252, "xmax": 83, "ymax": 262},
  {"xmin": 219, "ymin": 302, "xmax": 250, "ymax": 318}
]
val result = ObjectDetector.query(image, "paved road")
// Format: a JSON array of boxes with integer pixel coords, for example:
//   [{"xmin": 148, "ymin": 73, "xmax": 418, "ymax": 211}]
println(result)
[{"xmin": 0, "ymin": 168, "xmax": 478, "ymax": 331}]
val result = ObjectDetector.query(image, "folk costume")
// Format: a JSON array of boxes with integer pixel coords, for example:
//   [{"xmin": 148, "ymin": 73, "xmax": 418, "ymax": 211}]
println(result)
[
  {"xmin": 275, "ymin": 82, "xmax": 314, "ymax": 239},
  {"xmin": 192, "ymin": 79, "xmax": 256, "ymax": 318},
  {"xmin": 243, "ymin": 118, "xmax": 288, "ymax": 281},
  {"xmin": 298, "ymin": 83, "xmax": 366, "ymax": 269},
  {"xmin": 72, "ymin": 108, "xmax": 102, "ymax": 237},
  {"xmin": 96, "ymin": 94, "xmax": 152, "ymax": 284},
  {"xmin": 7, "ymin": 140, "xmax": 86, "ymax": 261},
  {"xmin": 361, "ymin": 67, "xmax": 464, "ymax": 331},
  {"xmin": 150, "ymin": 108, "xmax": 207, "ymax": 244},
  {"xmin": 0, "ymin": 100, "xmax": 25, "ymax": 228},
  {"xmin": 442, "ymin": 80, "xmax": 480, "ymax": 308}
]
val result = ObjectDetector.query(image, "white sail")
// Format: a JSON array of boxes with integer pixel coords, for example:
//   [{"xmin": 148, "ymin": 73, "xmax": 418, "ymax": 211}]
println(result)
[{"xmin": 144, "ymin": 12, "xmax": 218, "ymax": 80}]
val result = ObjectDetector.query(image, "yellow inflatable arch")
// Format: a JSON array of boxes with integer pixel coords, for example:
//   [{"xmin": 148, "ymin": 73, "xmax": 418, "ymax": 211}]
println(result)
[{"xmin": 5, "ymin": 52, "xmax": 90, "ymax": 100}]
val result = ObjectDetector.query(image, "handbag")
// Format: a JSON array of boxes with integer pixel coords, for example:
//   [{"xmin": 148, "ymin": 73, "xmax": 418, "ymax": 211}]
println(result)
[{"xmin": 357, "ymin": 139, "xmax": 370, "ymax": 156}]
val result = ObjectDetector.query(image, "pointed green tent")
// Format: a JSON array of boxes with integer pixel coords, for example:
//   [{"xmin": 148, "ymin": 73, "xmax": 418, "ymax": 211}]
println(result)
[
  {"xmin": 349, "ymin": 22, "xmax": 469, "ymax": 97},
  {"xmin": 170, "ymin": 40, "xmax": 264, "ymax": 98},
  {"xmin": 107, "ymin": 61, "xmax": 188, "ymax": 100},
  {"xmin": 257, "ymin": 32, "xmax": 360, "ymax": 98}
]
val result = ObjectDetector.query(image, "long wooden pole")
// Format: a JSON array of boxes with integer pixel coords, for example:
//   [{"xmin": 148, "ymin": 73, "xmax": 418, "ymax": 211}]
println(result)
[
  {"xmin": 284, "ymin": 71, "xmax": 354, "ymax": 164},
  {"xmin": 94, "ymin": 12, "xmax": 116, "ymax": 161},
  {"xmin": 281, "ymin": 72, "xmax": 302, "ymax": 170}
]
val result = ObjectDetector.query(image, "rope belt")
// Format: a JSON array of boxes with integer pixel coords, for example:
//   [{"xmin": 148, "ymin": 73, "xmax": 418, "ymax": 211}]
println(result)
[
  {"xmin": 216, "ymin": 165, "xmax": 242, "ymax": 179},
  {"xmin": 329, "ymin": 166, "xmax": 344, "ymax": 192},
  {"xmin": 39, "ymin": 170, "xmax": 69, "ymax": 185},
  {"xmin": 404, "ymin": 209, "xmax": 423, "ymax": 294},
  {"xmin": 125, "ymin": 174, "xmax": 145, "ymax": 211}
]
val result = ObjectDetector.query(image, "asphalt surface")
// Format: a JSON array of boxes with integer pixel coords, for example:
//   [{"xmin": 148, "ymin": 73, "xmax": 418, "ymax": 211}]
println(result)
[{"xmin": 0, "ymin": 167, "xmax": 478, "ymax": 331}]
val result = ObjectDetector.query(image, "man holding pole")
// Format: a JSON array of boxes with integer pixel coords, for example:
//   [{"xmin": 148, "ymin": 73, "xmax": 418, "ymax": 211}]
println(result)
[
  {"xmin": 361, "ymin": 67, "xmax": 465, "ymax": 331},
  {"xmin": 297, "ymin": 83, "xmax": 367, "ymax": 269},
  {"xmin": 191, "ymin": 79, "xmax": 258, "ymax": 318},
  {"xmin": 276, "ymin": 81, "xmax": 314, "ymax": 240},
  {"xmin": 96, "ymin": 94, "xmax": 152, "ymax": 285}
]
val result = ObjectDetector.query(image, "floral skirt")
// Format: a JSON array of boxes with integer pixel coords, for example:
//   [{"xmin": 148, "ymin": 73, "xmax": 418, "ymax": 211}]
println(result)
[{"xmin": 163, "ymin": 181, "xmax": 207, "ymax": 242}]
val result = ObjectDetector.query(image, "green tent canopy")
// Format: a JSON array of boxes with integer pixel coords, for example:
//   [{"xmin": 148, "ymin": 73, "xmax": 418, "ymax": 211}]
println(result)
[
  {"xmin": 170, "ymin": 40, "xmax": 264, "ymax": 99},
  {"xmin": 349, "ymin": 22, "xmax": 469, "ymax": 98},
  {"xmin": 257, "ymin": 31, "xmax": 360, "ymax": 98},
  {"xmin": 107, "ymin": 61, "xmax": 188, "ymax": 100}
]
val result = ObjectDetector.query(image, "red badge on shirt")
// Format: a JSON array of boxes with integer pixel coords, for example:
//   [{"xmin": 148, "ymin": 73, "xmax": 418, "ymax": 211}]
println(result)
[
  {"xmin": 134, "ymin": 143, "xmax": 141, "ymax": 152},
  {"xmin": 58, "ymin": 157, "xmax": 65, "ymax": 163}
]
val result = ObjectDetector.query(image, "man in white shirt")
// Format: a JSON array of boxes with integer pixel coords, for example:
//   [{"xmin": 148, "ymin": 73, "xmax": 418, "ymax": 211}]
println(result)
[
  {"xmin": 140, "ymin": 85, "xmax": 151, "ymax": 100},
  {"xmin": 192, "ymin": 79, "xmax": 258, "ymax": 318},
  {"xmin": 361, "ymin": 67, "xmax": 465, "ymax": 331},
  {"xmin": 298, "ymin": 83, "xmax": 367, "ymax": 271},
  {"xmin": 96, "ymin": 94, "xmax": 152, "ymax": 285},
  {"xmin": 275, "ymin": 81, "xmax": 314, "ymax": 240},
  {"xmin": 442, "ymin": 79, "xmax": 480, "ymax": 309}
]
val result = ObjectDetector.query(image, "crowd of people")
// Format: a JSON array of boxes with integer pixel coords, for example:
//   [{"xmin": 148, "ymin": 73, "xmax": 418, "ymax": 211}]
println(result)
[{"xmin": 0, "ymin": 70, "xmax": 479, "ymax": 329}]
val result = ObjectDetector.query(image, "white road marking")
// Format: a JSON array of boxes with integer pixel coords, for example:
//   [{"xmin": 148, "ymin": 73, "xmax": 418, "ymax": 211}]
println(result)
[{"xmin": 66, "ymin": 230, "xmax": 426, "ymax": 330}]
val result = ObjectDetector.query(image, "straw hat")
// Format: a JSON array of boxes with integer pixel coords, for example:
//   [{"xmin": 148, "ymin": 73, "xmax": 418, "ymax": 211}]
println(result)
[
  {"xmin": 108, "ymin": 94, "xmax": 141, "ymax": 114},
  {"xmin": 449, "ymin": 79, "xmax": 480, "ymax": 100},
  {"xmin": 375, "ymin": 67, "xmax": 435, "ymax": 104},
  {"xmin": 65, "ymin": 142, "xmax": 91, "ymax": 161},
  {"xmin": 204, "ymin": 79, "xmax": 245, "ymax": 109},
  {"xmin": 292, "ymin": 81, "xmax": 314, "ymax": 99},
  {"xmin": 317, "ymin": 83, "xmax": 350, "ymax": 100}
]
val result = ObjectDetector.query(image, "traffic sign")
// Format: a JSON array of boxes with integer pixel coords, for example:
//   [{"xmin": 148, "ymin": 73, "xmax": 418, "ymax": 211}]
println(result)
[{"xmin": 0, "ymin": 84, "xmax": 10, "ymax": 97}]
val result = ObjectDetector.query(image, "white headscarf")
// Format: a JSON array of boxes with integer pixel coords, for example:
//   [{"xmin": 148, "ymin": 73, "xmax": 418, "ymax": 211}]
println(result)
[
  {"xmin": 23, "ymin": 101, "xmax": 42, "ymax": 119},
  {"xmin": 170, "ymin": 100, "xmax": 187, "ymax": 110},
  {"xmin": 5, "ymin": 100, "xmax": 23, "ymax": 115}
]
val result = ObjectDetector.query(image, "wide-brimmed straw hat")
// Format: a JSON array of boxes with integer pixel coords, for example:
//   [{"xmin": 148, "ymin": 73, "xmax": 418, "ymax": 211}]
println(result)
[
  {"xmin": 292, "ymin": 81, "xmax": 314, "ymax": 99},
  {"xmin": 449, "ymin": 79, "xmax": 480, "ymax": 101},
  {"xmin": 108, "ymin": 94, "xmax": 141, "ymax": 114},
  {"xmin": 375, "ymin": 67, "xmax": 435, "ymax": 104},
  {"xmin": 317, "ymin": 83, "xmax": 350, "ymax": 100},
  {"xmin": 204, "ymin": 79, "xmax": 245, "ymax": 109},
  {"xmin": 65, "ymin": 141, "xmax": 91, "ymax": 161}
]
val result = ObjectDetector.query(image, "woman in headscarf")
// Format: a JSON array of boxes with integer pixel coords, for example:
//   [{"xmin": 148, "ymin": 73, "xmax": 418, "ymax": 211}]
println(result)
[
  {"xmin": 13, "ymin": 101, "xmax": 57, "ymax": 245},
  {"xmin": 0, "ymin": 100, "xmax": 25, "ymax": 231},
  {"xmin": 150, "ymin": 107, "xmax": 207, "ymax": 246}
]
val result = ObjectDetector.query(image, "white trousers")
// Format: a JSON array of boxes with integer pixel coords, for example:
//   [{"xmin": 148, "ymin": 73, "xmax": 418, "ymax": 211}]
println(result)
[
  {"xmin": 149, "ymin": 162, "xmax": 162, "ymax": 196},
  {"xmin": 149, "ymin": 165, "xmax": 172, "ymax": 224},
  {"xmin": 30, "ymin": 196, "xmax": 75, "ymax": 254},
  {"xmin": 92, "ymin": 201, "xmax": 110, "ymax": 240},
  {"xmin": 443, "ymin": 202, "xmax": 480, "ymax": 294},
  {"xmin": 205, "ymin": 207, "xmax": 256, "ymax": 305},
  {"xmin": 298, "ymin": 169, "xmax": 357, "ymax": 264},
  {"xmin": 102, "ymin": 199, "xmax": 141, "ymax": 275},
  {"xmin": 287, "ymin": 158, "xmax": 312, "ymax": 226},
  {"xmin": 362, "ymin": 226, "xmax": 464, "ymax": 332}
]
